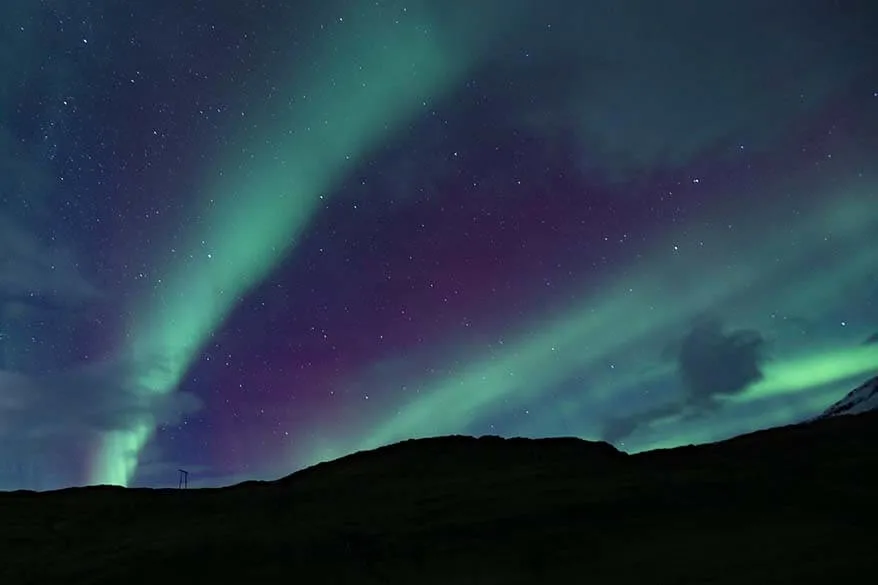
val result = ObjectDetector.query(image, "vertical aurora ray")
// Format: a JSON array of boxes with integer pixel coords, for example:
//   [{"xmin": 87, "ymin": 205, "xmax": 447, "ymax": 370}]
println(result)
[{"xmin": 89, "ymin": 3, "xmax": 518, "ymax": 485}]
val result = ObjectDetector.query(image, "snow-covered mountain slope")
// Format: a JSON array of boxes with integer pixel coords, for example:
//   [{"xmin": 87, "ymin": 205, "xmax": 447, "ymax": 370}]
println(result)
[{"xmin": 819, "ymin": 375, "xmax": 878, "ymax": 419}]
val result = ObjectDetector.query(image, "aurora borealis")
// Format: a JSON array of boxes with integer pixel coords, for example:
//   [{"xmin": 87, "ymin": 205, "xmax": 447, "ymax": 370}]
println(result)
[{"xmin": 1, "ymin": 1, "xmax": 876, "ymax": 490}]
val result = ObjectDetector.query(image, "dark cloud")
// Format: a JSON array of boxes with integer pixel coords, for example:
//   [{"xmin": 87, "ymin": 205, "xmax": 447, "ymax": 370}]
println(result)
[
  {"xmin": 0, "ymin": 213, "xmax": 196, "ymax": 490},
  {"xmin": 0, "ymin": 357, "xmax": 202, "ymax": 441},
  {"xmin": 483, "ymin": 1, "xmax": 876, "ymax": 179},
  {"xmin": 677, "ymin": 317, "xmax": 767, "ymax": 407},
  {"xmin": 0, "ymin": 215, "xmax": 105, "ymax": 377},
  {"xmin": 601, "ymin": 318, "xmax": 768, "ymax": 445},
  {"xmin": 601, "ymin": 403, "xmax": 682, "ymax": 447},
  {"xmin": 601, "ymin": 403, "xmax": 678, "ymax": 446},
  {"xmin": 0, "ymin": 354, "xmax": 202, "ymax": 489},
  {"xmin": 864, "ymin": 333, "xmax": 878, "ymax": 346},
  {"xmin": 0, "ymin": 215, "xmax": 102, "ymax": 310}
]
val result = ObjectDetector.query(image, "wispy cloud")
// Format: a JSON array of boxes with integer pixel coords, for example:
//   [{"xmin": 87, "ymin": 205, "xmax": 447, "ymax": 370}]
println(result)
[
  {"xmin": 0, "ymin": 215, "xmax": 102, "ymax": 310},
  {"xmin": 0, "ymin": 359, "xmax": 202, "ymax": 490}
]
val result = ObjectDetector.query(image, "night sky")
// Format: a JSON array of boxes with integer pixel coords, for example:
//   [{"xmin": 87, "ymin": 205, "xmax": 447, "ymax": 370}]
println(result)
[{"xmin": 1, "ymin": 0, "xmax": 877, "ymax": 490}]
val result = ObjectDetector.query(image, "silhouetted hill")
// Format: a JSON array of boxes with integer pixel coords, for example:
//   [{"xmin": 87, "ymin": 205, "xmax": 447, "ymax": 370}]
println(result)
[
  {"xmin": 280, "ymin": 434, "xmax": 626, "ymax": 486},
  {"xmin": 2, "ymin": 411, "xmax": 877, "ymax": 584}
]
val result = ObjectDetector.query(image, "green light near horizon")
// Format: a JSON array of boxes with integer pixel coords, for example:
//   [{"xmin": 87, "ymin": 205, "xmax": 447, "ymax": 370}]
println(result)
[
  {"xmin": 740, "ymin": 344, "xmax": 878, "ymax": 400},
  {"xmin": 89, "ymin": 5, "xmax": 517, "ymax": 486},
  {"xmin": 289, "ymin": 184, "xmax": 877, "ymax": 468}
]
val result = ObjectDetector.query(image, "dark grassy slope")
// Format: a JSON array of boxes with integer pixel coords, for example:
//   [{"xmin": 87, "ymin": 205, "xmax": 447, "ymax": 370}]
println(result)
[{"xmin": 2, "ymin": 412, "xmax": 876, "ymax": 585}]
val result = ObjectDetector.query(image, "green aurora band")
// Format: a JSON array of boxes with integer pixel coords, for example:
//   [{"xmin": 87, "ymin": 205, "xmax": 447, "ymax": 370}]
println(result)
[
  {"xmin": 85, "ymin": 2, "xmax": 876, "ymax": 484},
  {"xmin": 90, "ymin": 2, "xmax": 518, "ymax": 485},
  {"xmin": 290, "ymin": 179, "xmax": 877, "ymax": 466}
]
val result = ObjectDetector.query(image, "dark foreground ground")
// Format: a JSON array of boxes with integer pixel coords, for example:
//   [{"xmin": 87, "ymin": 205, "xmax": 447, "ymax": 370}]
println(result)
[{"xmin": 2, "ymin": 411, "xmax": 876, "ymax": 584}]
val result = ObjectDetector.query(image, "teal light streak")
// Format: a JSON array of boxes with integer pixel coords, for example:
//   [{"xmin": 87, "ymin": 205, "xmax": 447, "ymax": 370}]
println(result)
[
  {"xmin": 291, "ymin": 183, "xmax": 877, "ymax": 467},
  {"xmin": 90, "ymin": 3, "xmax": 517, "ymax": 485}
]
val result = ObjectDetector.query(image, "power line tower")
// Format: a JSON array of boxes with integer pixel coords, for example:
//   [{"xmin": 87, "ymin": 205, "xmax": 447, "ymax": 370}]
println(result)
[{"xmin": 177, "ymin": 469, "xmax": 189, "ymax": 489}]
